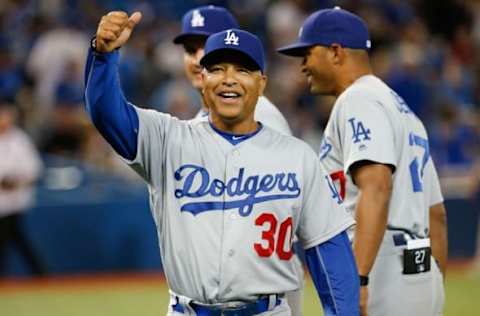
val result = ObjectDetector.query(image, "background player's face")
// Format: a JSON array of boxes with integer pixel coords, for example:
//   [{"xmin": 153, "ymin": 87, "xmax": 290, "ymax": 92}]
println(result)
[
  {"xmin": 182, "ymin": 37, "xmax": 206, "ymax": 90},
  {"xmin": 301, "ymin": 45, "xmax": 336, "ymax": 95},
  {"xmin": 202, "ymin": 59, "xmax": 266, "ymax": 126},
  {"xmin": 0, "ymin": 105, "xmax": 15, "ymax": 134}
]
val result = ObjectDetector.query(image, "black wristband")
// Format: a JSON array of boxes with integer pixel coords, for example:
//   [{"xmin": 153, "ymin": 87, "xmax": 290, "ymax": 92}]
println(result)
[{"xmin": 359, "ymin": 275, "xmax": 369, "ymax": 286}]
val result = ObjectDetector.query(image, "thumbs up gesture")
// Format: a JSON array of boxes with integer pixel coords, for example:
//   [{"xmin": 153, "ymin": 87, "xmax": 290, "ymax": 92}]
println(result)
[{"xmin": 95, "ymin": 11, "xmax": 142, "ymax": 53}]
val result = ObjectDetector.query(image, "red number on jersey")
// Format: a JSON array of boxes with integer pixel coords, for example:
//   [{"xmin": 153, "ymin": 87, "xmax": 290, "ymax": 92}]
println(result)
[
  {"xmin": 254, "ymin": 213, "xmax": 277, "ymax": 257},
  {"xmin": 254, "ymin": 213, "xmax": 293, "ymax": 260},
  {"xmin": 276, "ymin": 217, "xmax": 294, "ymax": 260},
  {"xmin": 330, "ymin": 170, "xmax": 346, "ymax": 200}
]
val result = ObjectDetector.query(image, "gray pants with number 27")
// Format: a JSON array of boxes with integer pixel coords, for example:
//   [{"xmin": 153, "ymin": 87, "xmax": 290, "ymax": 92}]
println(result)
[{"xmin": 368, "ymin": 231, "xmax": 445, "ymax": 316}]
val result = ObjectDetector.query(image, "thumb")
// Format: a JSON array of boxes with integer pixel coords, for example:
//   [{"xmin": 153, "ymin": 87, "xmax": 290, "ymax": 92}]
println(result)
[{"xmin": 126, "ymin": 12, "xmax": 142, "ymax": 30}]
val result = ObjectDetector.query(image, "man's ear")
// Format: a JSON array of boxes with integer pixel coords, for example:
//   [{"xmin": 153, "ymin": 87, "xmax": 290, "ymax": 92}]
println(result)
[
  {"xmin": 258, "ymin": 74, "xmax": 267, "ymax": 96},
  {"xmin": 200, "ymin": 69, "xmax": 211, "ymax": 109},
  {"xmin": 330, "ymin": 43, "xmax": 345, "ymax": 65},
  {"xmin": 200, "ymin": 89, "xmax": 209, "ymax": 109},
  {"xmin": 201, "ymin": 70, "xmax": 206, "ymax": 94}
]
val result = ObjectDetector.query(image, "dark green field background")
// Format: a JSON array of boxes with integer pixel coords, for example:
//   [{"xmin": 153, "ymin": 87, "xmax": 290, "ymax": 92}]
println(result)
[{"xmin": 1, "ymin": 271, "xmax": 479, "ymax": 315}]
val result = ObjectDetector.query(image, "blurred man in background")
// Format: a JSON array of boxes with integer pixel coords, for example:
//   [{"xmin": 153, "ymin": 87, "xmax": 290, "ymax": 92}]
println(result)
[
  {"xmin": 279, "ymin": 7, "xmax": 447, "ymax": 316},
  {"xmin": 0, "ymin": 99, "xmax": 45, "ymax": 277}
]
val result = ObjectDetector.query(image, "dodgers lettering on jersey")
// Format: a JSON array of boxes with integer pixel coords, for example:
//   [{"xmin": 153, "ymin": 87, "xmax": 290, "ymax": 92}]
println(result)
[
  {"xmin": 319, "ymin": 138, "xmax": 332, "ymax": 160},
  {"xmin": 319, "ymin": 74, "xmax": 443, "ymax": 237},
  {"xmin": 125, "ymin": 109, "xmax": 353, "ymax": 303},
  {"xmin": 174, "ymin": 165, "xmax": 301, "ymax": 216}
]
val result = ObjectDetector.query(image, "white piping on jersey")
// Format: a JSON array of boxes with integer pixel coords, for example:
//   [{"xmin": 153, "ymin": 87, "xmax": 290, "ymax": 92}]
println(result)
[{"xmin": 317, "ymin": 246, "xmax": 339, "ymax": 315}]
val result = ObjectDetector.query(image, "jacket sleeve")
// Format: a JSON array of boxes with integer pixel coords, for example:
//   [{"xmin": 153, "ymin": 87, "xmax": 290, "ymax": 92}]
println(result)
[
  {"xmin": 305, "ymin": 230, "xmax": 360, "ymax": 315},
  {"xmin": 84, "ymin": 48, "xmax": 139, "ymax": 160}
]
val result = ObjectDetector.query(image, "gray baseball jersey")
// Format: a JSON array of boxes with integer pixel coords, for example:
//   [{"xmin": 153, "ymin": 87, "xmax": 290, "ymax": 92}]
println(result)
[
  {"xmin": 318, "ymin": 74, "xmax": 444, "ymax": 315},
  {"xmin": 193, "ymin": 94, "xmax": 303, "ymax": 316},
  {"xmin": 195, "ymin": 96, "xmax": 292, "ymax": 136},
  {"xmin": 319, "ymin": 74, "xmax": 443, "ymax": 236},
  {"xmin": 125, "ymin": 107, "xmax": 353, "ymax": 303}
]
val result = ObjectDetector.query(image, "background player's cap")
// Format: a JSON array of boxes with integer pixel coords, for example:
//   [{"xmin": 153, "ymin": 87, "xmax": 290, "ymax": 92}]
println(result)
[
  {"xmin": 277, "ymin": 7, "xmax": 371, "ymax": 56},
  {"xmin": 173, "ymin": 5, "xmax": 239, "ymax": 44},
  {"xmin": 200, "ymin": 29, "xmax": 265, "ymax": 73}
]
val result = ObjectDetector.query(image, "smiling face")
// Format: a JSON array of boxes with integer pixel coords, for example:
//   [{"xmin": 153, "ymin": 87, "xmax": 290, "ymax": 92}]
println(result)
[
  {"xmin": 182, "ymin": 36, "xmax": 207, "ymax": 90},
  {"xmin": 202, "ymin": 53, "xmax": 266, "ymax": 132},
  {"xmin": 301, "ymin": 45, "xmax": 337, "ymax": 96}
]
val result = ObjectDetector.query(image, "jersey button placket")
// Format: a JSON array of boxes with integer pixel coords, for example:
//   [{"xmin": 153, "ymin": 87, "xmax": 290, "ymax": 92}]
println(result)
[
  {"xmin": 231, "ymin": 149, "xmax": 241, "ymax": 171},
  {"xmin": 219, "ymin": 149, "xmax": 241, "ymax": 296}
]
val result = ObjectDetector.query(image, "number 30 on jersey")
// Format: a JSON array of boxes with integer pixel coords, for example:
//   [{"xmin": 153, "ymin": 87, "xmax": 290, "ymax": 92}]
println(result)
[{"xmin": 254, "ymin": 213, "xmax": 293, "ymax": 260}]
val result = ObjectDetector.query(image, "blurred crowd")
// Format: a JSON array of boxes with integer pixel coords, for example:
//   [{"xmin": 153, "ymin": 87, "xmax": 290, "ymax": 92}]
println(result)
[{"xmin": 1, "ymin": 0, "xmax": 479, "ymax": 197}]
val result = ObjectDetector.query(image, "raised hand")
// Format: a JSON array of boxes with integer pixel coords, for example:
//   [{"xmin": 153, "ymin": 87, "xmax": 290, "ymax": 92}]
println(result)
[{"xmin": 95, "ymin": 11, "xmax": 142, "ymax": 53}]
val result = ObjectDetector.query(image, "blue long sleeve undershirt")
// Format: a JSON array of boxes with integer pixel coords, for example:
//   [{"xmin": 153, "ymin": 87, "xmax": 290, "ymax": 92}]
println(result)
[
  {"xmin": 306, "ymin": 231, "xmax": 360, "ymax": 315},
  {"xmin": 84, "ymin": 48, "xmax": 139, "ymax": 160}
]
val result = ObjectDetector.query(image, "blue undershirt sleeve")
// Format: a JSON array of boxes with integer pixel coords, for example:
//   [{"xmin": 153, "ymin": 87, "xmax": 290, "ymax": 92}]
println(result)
[
  {"xmin": 305, "ymin": 231, "xmax": 360, "ymax": 316},
  {"xmin": 84, "ymin": 48, "xmax": 139, "ymax": 160}
]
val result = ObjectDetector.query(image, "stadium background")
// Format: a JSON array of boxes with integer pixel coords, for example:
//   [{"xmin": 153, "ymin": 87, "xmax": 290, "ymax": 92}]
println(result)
[{"xmin": 0, "ymin": 0, "xmax": 479, "ymax": 315}]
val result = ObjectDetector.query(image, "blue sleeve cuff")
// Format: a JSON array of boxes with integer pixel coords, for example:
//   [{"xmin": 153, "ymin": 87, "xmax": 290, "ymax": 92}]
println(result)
[{"xmin": 305, "ymin": 231, "xmax": 360, "ymax": 316}]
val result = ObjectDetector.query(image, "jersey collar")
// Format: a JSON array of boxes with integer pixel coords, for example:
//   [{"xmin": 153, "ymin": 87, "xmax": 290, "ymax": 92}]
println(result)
[{"xmin": 209, "ymin": 121, "xmax": 263, "ymax": 145}]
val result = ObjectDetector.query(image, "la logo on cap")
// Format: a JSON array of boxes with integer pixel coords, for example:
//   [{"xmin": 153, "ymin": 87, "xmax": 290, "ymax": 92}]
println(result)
[
  {"xmin": 224, "ymin": 30, "xmax": 239, "ymax": 46},
  {"xmin": 191, "ymin": 10, "xmax": 205, "ymax": 27}
]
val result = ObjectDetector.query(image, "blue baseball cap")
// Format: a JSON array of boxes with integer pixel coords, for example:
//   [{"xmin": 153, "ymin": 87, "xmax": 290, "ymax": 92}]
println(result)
[
  {"xmin": 277, "ymin": 7, "xmax": 371, "ymax": 56},
  {"xmin": 173, "ymin": 5, "xmax": 239, "ymax": 44},
  {"xmin": 200, "ymin": 29, "xmax": 265, "ymax": 73}
]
